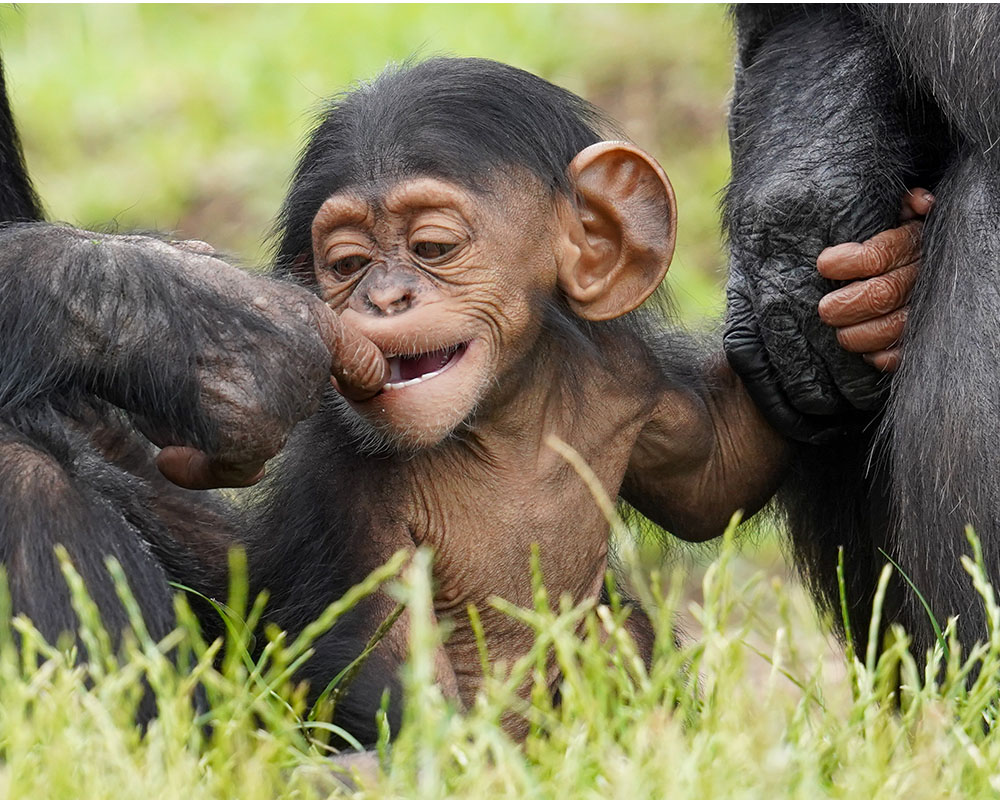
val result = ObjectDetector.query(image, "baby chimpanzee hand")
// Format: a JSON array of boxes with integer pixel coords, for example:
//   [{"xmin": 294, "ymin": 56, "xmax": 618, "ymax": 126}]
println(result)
[{"xmin": 817, "ymin": 189, "xmax": 933, "ymax": 372}]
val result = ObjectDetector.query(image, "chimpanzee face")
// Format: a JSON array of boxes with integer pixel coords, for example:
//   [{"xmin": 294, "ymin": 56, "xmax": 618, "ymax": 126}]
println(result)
[
  {"xmin": 311, "ymin": 173, "xmax": 564, "ymax": 450},
  {"xmin": 309, "ymin": 139, "xmax": 676, "ymax": 452}
]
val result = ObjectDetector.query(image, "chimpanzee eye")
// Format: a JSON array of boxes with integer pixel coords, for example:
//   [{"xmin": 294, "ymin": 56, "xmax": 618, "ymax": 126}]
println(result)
[
  {"xmin": 413, "ymin": 241, "xmax": 456, "ymax": 261},
  {"xmin": 328, "ymin": 254, "xmax": 370, "ymax": 278}
]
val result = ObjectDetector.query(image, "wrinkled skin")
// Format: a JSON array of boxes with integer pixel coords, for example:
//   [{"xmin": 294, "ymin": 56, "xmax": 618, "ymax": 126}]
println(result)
[
  {"xmin": 722, "ymin": 5, "xmax": 914, "ymax": 443},
  {"xmin": 817, "ymin": 190, "xmax": 932, "ymax": 374}
]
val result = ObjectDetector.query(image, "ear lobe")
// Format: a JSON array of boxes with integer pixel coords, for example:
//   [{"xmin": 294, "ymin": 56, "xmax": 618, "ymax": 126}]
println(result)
[{"xmin": 558, "ymin": 141, "xmax": 677, "ymax": 321}]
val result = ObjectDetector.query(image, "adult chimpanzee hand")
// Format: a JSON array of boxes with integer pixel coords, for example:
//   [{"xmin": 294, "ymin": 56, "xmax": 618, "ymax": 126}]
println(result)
[
  {"xmin": 152, "ymin": 242, "xmax": 388, "ymax": 490},
  {"xmin": 816, "ymin": 189, "xmax": 933, "ymax": 374},
  {"xmin": 724, "ymin": 189, "xmax": 931, "ymax": 443},
  {"xmin": 0, "ymin": 223, "xmax": 387, "ymax": 490},
  {"xmin": 154, "ymin": 295, "xmax": 385, "ymax": 489}
]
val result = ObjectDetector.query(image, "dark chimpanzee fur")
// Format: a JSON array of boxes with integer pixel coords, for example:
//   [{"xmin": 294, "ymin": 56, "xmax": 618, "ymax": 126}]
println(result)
[
  {"xmin": 276, "ymin": 59, "xmax": 610, "ymax": 269},
  {"xmin": 0, "ymin": 59, "xmax": 41, "ymax": 222},
  {"xmin": 0, "ymin": 57, "xmax": 707, "ymax": 743},
  {"xmin": 725, "ymin": 5, "xmax": 1000, "ymax": 663}
]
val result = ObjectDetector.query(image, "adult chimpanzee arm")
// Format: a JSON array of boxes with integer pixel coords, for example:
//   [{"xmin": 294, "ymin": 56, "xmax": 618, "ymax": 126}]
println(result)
[
  {"xmin": 724, "ymin": 4, "xmax": 914, "ymax": 443},
  {"xmin": 0, "ymin": 225, "xmax": 346, "ymax": 483},
  {"xmin": 860, "ymin": 5, "xmax": 1000, "ymax": 173}
]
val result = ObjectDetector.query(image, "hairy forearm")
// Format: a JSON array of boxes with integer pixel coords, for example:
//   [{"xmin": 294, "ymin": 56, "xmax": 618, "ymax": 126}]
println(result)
[{"xmin": 1, "ymin": 225, "xmax": 201, "ymax": 418}]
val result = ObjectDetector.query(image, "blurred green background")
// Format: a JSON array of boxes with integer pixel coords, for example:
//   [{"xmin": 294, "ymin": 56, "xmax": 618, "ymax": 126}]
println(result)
[{"xmin": 0, "ymin": 4, "xmax": 734, "ymax": 322}]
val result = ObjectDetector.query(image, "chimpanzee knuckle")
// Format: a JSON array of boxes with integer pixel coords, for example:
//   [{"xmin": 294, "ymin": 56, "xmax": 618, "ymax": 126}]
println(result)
[
  {"xmin": 857, "ymin": 238, "xmax": 891, "ymax": 275},
  {"xmin": 731, "ymin": 182, "xmax": 828, "ymax": 247},
  {"xmin": 859, "ymin": 277, "xmax": 898, "ymax": 316},
  {"xmin": 237, "ymin": 292, "xmax": 332, "ymax": 387},
  {"xmin": 199, "ymin": 365, "xmax": 267, "ymax": 423}
]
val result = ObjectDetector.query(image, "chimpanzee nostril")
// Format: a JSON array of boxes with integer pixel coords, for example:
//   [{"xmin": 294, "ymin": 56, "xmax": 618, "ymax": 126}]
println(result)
[{"xmin": 367, "ymin": 286, "xmax": 413, "ymax": 315}]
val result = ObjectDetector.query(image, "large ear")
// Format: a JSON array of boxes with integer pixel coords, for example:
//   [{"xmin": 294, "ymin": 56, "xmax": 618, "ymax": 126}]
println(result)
[{"xmin": 558, "ymin": 141, "xmax": 677, "ymax": 321}]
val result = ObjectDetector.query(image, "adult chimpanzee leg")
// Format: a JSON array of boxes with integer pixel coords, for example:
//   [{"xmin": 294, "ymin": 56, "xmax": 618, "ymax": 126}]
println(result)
[
  {"xmin": 860, "ymin": 6, "xmax": 1000, "ymax": 176},
  {"xmin": 0, "ymin": 411, "xmax": 180, "ymax": 722},
  {"xmin": 724, "ymin": 5, "xmax": 916, "ymax": 640},
  {"xmin": 885, "ymin": 153, "xmax": 1000, "ymax": 656},
  {"xmin": 0, "ymin": 413, "xmax": 177, "ymax": 645},
  {"xmin": 726, "ymin": 4, "xmax": 1000, "ymax": 662},
  {"xmin": 855, "ymin": 10, "xmax": 1000, "ymax": 649}
]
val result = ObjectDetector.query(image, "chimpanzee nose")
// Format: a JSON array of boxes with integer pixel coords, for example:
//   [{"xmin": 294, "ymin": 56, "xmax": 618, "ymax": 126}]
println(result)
[{"xmin": 366, "ymin": 284, "xmax": 414, "ymax": 315}]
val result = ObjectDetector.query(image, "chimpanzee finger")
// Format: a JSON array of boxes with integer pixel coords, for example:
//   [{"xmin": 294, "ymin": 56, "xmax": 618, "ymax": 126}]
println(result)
[
  {"xmin": 899, "ymin": 188, "xmax": 935, "ymax": 221},
  {"xmin": 835, "ymin": 308, "xmax": 907, "ymax": 353},
  {"xmin": 156, "ymin": 446, "xmax": 266, "ymax": 490},
  {"xmin": 309, "ymin": 301, "xmax": 389, "ymax": 401},
  {"xmin": 724, "ymin": 286, "xmax": 841, "ymax": 444},
  {"xmin": 817, "ymin": 220, "xmax": 922, "ymax": 281},
  {"xmin": 863, "ymin": 348, "xmax": 901, "ymax": 373},
  {"xmin": 819, "ymin": 263, "xmax": 917, "ymax": 327}
]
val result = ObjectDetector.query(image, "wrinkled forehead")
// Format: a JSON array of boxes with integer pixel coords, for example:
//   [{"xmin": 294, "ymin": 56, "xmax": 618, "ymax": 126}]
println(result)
[{"xmin": 311, "ymin": 170, "xmax": 554, "ymax": 232}]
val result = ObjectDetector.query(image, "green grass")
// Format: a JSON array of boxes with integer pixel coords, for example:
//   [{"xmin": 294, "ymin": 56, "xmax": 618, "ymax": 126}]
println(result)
[{"xmin": 4, "ymin": 526, "xmax": 1000, "ymax": 798}]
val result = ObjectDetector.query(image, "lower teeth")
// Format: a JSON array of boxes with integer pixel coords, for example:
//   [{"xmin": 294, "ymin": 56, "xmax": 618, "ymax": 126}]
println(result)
[{"xmin": 384, "ymin": 344, "xmax": 463, "ymax": 389}]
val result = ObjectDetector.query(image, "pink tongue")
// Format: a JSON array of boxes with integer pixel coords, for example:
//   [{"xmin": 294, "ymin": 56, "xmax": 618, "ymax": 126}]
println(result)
[{"xmin": 399, "ymin": 348, "xmax": 451, "ymax": 381}]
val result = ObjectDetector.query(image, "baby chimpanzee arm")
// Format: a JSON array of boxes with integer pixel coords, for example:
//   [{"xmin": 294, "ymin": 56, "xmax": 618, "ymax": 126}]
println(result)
[
  {"xmin": 622, "ymin": 356, "xmax": 788, "ymax": 542},
  {"xmin": 623, "ymin": 210, "xmax": 927, "ymax": 541}
]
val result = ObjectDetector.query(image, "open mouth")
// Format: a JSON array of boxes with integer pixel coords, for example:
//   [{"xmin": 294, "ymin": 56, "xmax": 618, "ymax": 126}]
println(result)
[{"xmin": 383, "ymin": 342, "xmax": 469, "ymax": 390}]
